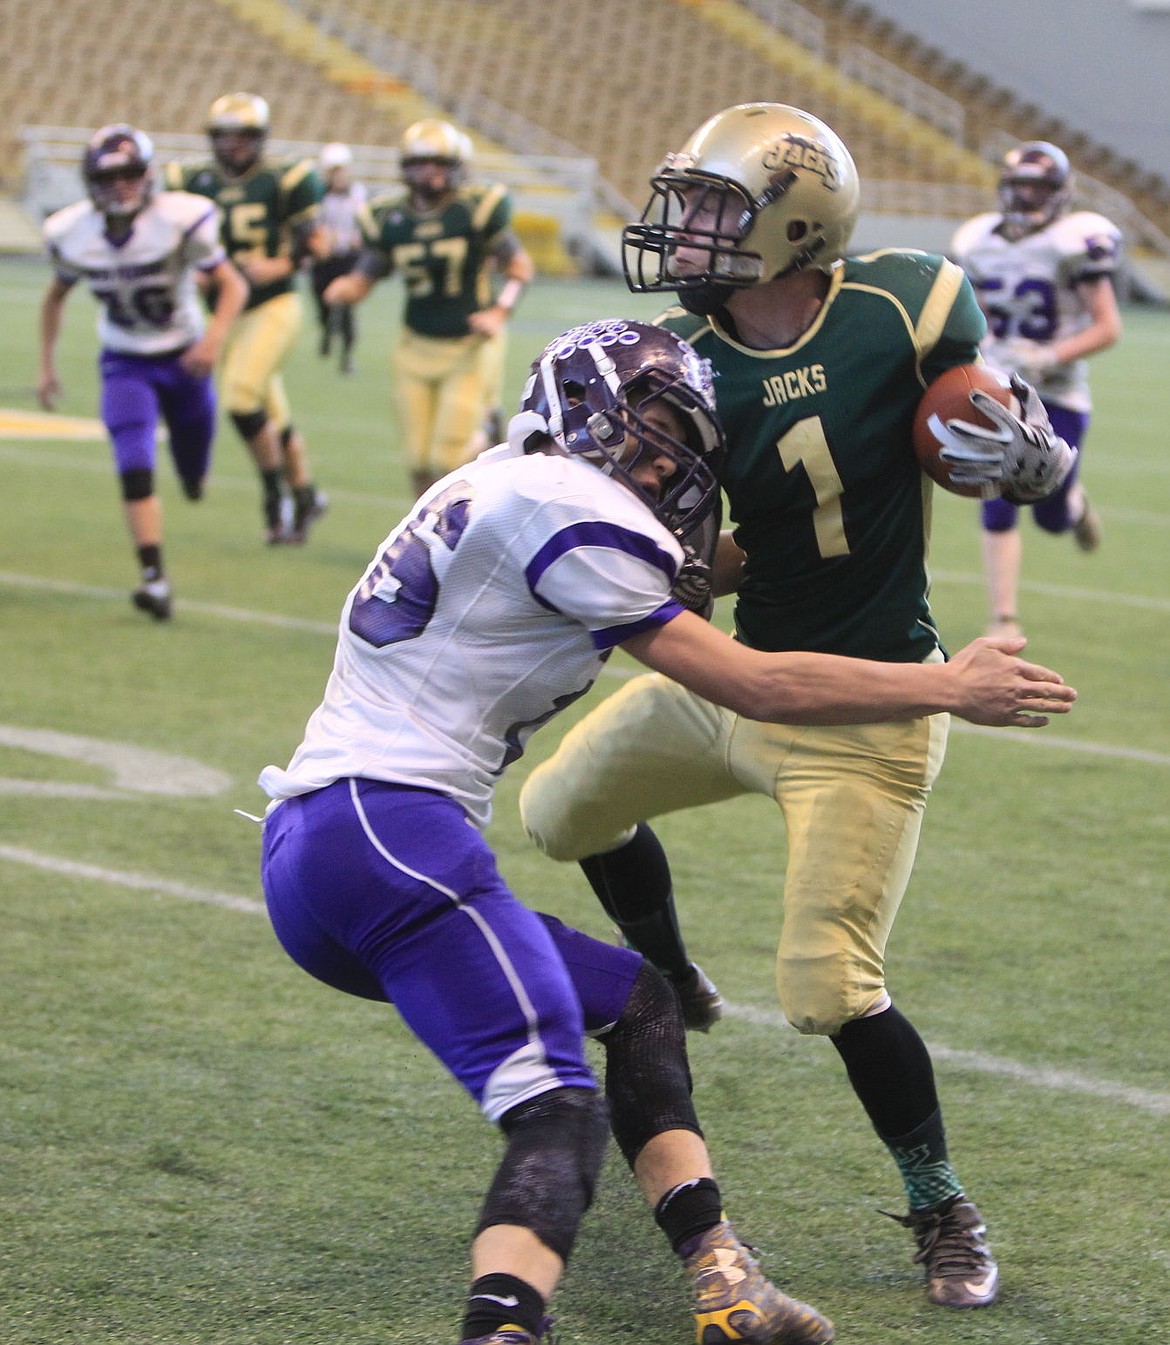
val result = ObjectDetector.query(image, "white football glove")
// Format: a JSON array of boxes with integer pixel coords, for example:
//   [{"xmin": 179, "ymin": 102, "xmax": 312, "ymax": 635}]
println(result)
[{"xmin": 940, "ymin": 373, "xmax": 1078, "ymax": 503}]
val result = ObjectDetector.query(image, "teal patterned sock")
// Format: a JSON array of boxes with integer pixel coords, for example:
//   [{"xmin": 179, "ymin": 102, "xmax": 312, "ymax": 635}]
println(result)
[{"xmin": 884, "ymin": 1108, "xmax": 964, "ymax": 1210}]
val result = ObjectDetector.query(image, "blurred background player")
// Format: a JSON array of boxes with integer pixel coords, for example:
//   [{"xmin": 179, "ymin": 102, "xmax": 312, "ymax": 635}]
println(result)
[
  {"xmin": 520, "ymin": 103, "xmax": 1077, "ymax": 1315},
  {"xmin": 324, "ymin": 118, "xmax": 535, "ymax": 499},
  {"xmin": 951, "ymin": 140, "xmax": 1123, "ymax": 637},
  {"xmin": 38, "ymin": 124, "xmax": 246, "ymax": 620},
  {"xmin": 309, "ymin": 141, "xmax": 369, "ymax": 376},
  {"xmin": 165, "ymin": 93, "xmax": 329, "ymax": 544}
]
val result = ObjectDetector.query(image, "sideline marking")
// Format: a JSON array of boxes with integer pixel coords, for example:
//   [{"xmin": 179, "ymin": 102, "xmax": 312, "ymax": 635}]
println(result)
[
  {"xmin": 723, "ymin": 1002, "xmax": 1170, "ymax": 1117},
  {"xmin": 0, "ymin": 407, "xmax": 105, "ymax": 439},
  {"xmin": 1, "ymin": 571, "xmax": 1168, "ymax": 767},
  {"xmin": 0, "ymin": 843, "xmax": 265, "ymax": 915},
  {"xmin": 2, "ymin": 841, "xmax": 1166, "ymax": 1118}
]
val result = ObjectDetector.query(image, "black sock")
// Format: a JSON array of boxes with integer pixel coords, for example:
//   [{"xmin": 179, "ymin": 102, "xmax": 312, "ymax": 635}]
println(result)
[
  {"xmin": 136, "ymin": 545, "xmax": 162, "ymax": 580},
  {"xmin": 831, "ymin": 1003, "xmax": 938, "ymax": 1138},
  {"xmin": 579, "ymin": 823, "xmax": 690, "ymax": 979},
  {"xmin": 461, "ymin": 1272, "xmax": 545, "ymax": 1340},
  {"xmin": 261, "ymin": 468, "xmax": 284, "ymax": 524},
  {"xmin": 655, "ymin": 1176, "xmax": 725, "ymax": 1255}
]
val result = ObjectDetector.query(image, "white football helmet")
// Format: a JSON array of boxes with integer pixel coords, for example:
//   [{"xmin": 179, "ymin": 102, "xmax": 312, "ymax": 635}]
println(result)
[
  {"xmin": 623, "ymin": 102, "xmax": 860, "ymax": 312},
  {"xmin": 998, "ymin": 141, "xmax": 1071, "ymax": 240},
  {"xmin": 319, "ymin": 142, "xmax": 353, "ymax": 171}
]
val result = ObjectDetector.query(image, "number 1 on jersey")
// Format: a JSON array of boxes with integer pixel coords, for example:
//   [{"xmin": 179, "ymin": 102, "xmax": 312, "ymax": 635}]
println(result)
[{"xmin": 776, "ymin": 417, "xmax": 849, "ymax": 558}]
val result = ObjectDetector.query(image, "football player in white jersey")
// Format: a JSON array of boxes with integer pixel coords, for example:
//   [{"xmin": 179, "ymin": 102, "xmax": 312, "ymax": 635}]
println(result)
[
  {"xmin": 951, "ymin": 141, "xmax": 1123, "ymax": 638},
  {"xmin": 256, "ymin": 320, "xmax": 1073, "ymax": 1345},
  {"xmin": 38, "ymin": 124, "xmax": 246, "ymax": 620}
]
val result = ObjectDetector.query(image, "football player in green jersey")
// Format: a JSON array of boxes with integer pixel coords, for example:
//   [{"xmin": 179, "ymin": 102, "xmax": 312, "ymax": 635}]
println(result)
[
  {"xmin": 165, "ymin": 93, "xmax": 329, "ymax": 543},
  {"xmin": 324, "ymin": 118, "xmax": 535, "ymax": 499},
  {"xmin": 520, "ymin": 104, "xmax": 1077, "ymax": 1314}
]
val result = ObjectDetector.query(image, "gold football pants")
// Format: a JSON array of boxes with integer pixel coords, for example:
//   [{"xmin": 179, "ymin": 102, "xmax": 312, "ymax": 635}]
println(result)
[
  {"xmin": 220, "ymin": 291, "xmax": 304, "ymax": 429},
  {"xmin": 392, "ymin": 327, "xmax": 506, "ymax": 476},
  {"xmin": 519, "ymin": 672, "xmax": 949, "ymax": 1036}
]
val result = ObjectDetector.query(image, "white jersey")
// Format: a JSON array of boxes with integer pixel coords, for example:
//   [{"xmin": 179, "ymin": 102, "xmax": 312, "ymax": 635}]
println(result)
[
  {"xmin": 43, "ymin": 191, "xmax": 225, "ymax": 356},
  {"xmin": 318, "ymin": 181, "xmax": 367, "ymax": 255},
  {"xmin": 259, "ymin": 446, "xmax": 686, "ymax": 828},
  {"xmin": 951, "ymin": 209, "xmax": 1121, "ymax": 413}
]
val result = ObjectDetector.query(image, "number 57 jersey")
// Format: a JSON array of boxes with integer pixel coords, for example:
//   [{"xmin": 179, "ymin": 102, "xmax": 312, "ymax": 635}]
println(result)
[
  {"xmin": 259, "ymin": 446, "xmax": 687, "ymax": 829},
  {"xmin": 43, "ymin": 190, "xmax": 226, "ymax": 355}
]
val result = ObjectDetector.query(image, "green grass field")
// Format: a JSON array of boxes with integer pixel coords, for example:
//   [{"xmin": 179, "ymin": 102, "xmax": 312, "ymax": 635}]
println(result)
[{"xmin": 2, "ymin": 254, "xmax": 1168, "ymax": 1345}]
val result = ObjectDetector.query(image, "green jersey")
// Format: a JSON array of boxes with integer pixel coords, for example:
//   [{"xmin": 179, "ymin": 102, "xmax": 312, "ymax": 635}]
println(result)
[
  {"xmin": 163, "ymin": 156, "xmax": 323, "ymax": 311},
  {"xmin": 362, "ymin": 184, "xmax": 514, "ymax": 338},
  {"xmin": 662, "ymin": 250, "xmax": 986, "ymax": 662}
]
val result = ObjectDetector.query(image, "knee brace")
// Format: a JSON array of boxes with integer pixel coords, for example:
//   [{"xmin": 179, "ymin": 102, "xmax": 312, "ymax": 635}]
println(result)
[
  {"xmin": 230, "ymin": 408, "xmax": 268, "ymax": 442},
  {"xmin": 119, "ymin": 467, "xmax": 154, "ymax": 502},
  {"xmin": 476, "ymin": 1086, "xmax": 609, "ymax": 1263},
  {"xmin": 599, "ymin": 961, "xmax": 702, "ymax": 1167}
]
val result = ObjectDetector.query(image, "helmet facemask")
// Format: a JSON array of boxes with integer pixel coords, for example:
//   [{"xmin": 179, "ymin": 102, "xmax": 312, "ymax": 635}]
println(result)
[
  {"xmin": 998, "ymin": 142, "xmax": 1071, "ymax": 240},
  {"xmin": 624, "ymin": 171, "xmax": 763, "ymax": 312},
  {"xmin": 622, "ymin": 104, "xmax": 860, "ymax": 310},
  {"xmin": 513, "ymin": 320, "xmax": 723, "ymax": 537},
  {"xmin": 207, "ymin": 93, "xmax": 270, "ymax": 175},
  {"xmin": 83, "ymin": 126, "xmax": 155, "ymax": 223}
]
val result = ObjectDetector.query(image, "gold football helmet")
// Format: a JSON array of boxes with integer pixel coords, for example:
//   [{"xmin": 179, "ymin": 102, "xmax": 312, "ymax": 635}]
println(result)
[
  {"xmin": 399, "ymin": 119, "xmax": 472, "ymax": 198},
  {"xmin": 207, "ymin": 92, "xmax": 270, "ymax": 173},
  {"xmin": 623, "ymin": 102, "xmax": 860, "ymax": 311}
]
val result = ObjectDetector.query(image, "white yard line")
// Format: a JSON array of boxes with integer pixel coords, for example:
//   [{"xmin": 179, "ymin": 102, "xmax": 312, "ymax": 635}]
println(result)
[
  {"xmin": 3, "ymin": 569, "xmax": 1169, "ymax": 765},
  {"xmin": 3, "ymin": 840, "xmax": 1167, "ymax": 1117}
]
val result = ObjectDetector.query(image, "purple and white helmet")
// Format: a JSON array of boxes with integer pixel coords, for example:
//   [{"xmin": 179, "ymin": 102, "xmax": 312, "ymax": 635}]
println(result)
[
  {"xmin": 82, "ymin": 124, "xmax": 155, "ymax": 220},
  {"xmin": 511, "ymin": 318, "xmax": 723, "ymax": 536}
]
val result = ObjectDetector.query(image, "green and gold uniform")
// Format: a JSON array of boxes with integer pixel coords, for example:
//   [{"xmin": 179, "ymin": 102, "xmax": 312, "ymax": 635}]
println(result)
[
  {"xmin": 664, "ymin": 250, "xmax": 985, "ymax": 662},
  {"xmin": 520, "ymin": 251, "xmax": 988, "ymax": 1036},
  {"xmin": 362, "ymin": 183, "xmax": 517, "ymax": 477},
  {"xmin": 164, "ymin": 156, "xmax": 323, "ymax": 422}
]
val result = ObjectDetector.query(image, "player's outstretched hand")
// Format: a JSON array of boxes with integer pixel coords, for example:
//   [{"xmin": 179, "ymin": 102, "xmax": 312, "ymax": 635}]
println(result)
[{"xmin": 947, "ymin": 635, "xmax": 1077, "ymax": 727}]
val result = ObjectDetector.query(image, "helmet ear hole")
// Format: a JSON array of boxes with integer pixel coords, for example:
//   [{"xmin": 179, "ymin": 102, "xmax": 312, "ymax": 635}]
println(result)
[{"xmin": 787, "ymin": 220, "xmax": 809, "ymax": 243}]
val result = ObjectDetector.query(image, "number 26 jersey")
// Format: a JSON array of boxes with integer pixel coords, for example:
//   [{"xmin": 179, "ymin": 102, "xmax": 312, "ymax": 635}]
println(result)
[{"xmin": 43, "ymin": 191, "xmax": 225, "ymax": 355}]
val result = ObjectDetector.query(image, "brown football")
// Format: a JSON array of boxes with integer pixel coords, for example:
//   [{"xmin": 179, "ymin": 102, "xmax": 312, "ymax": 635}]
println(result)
[{"xmin": 912, "ymin": 364, "xmax": 1019, "ymax": 498}]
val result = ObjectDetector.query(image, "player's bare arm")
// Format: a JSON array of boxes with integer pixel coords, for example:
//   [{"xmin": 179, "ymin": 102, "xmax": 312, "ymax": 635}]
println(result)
[
  {"xmin": 37, "ymin": 276, "xmax": 73, "ymax": 409},
  {"xmin": 182, "ymin": 258, "xmax": 247, "ymax": 376},
  {"xmin": 621, "ymin": 612, "xmax": 1075, "ymax": 728}
]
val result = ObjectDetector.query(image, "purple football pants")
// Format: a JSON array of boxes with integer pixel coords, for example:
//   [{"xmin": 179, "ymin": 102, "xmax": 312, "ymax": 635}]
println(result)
[
  {"xmin": 260, "ymin": 777, "xmax": 641, "ymax": 1122},
  {"xmin": 99, "ymin": 347, "xmax": 217, "ymax": 490},
  {"xmin": 982, "ymin": 402, "xmax": 1090, "ymax": 533}
]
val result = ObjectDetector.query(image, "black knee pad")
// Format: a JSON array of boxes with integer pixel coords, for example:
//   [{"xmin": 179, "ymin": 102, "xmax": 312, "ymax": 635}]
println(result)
[
  {"xmin": 230, "ymin": 408, "xmax": 268, "ymax": 442},
  {"xmin": 476, "ymin": 1086, "xmax": 609, "ymax": 1263},
  {"xmin": 119, "ymin": 467, "xmax": 154, "ymax": 502},
  {"xmin": 599, "ymin": 961, "xmax": 702, "ymax": 1167}
]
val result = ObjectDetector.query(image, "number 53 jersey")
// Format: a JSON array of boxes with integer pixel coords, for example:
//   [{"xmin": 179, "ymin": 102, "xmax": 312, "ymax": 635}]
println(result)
[
  {"xmin": 43, "ymin": 191, "xmax": 226, "ymax": 355},
  {"xmin": 259, "ymin": 446, "xmax": 686, "ymax": 829}
]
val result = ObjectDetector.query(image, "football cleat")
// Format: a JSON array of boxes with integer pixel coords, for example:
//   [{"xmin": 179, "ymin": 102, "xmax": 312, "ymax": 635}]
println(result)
[
  {"xmin": 1072, "ymin": 495, "xmax": 1102, "ymax": 551},
  {"xmin": 684, "ymin": 1221, "xmax": 835, "ymax": 1345},
  {"xmin": 669, "ymin": 962, "xmax": 725, "ymax": 1033},
  {"xmin": 884, "ymin": 1193, "xmax": 999, "ymax": 1309},
  {"xmin": 458, "ymin": 1321, "xmax": 551, "ymax": 1345},
  {"xmin": 131, "ymin": 578, "xmax": 172, "ymax": 621},
  {"xmin": 290, "ymin": 488, "xmax": 329, "ymax": 545}
]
